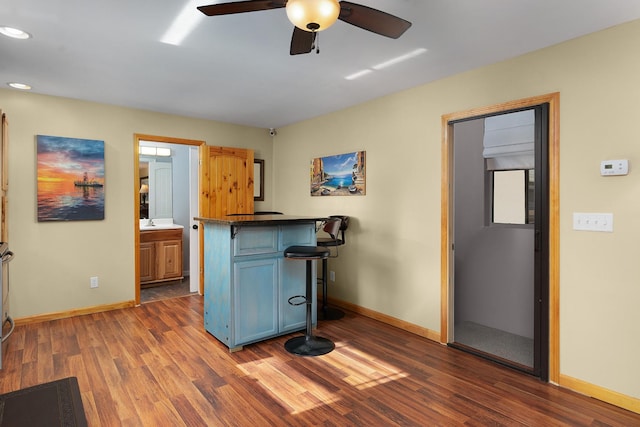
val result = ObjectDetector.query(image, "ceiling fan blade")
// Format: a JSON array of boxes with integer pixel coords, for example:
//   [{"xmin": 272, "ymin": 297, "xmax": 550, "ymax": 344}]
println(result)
[
  {"xmin": 290, "ymin": 27, "xmax": 316, "ymax": 55},
  {"xmin": 338, "ymin": 1, "xmax": 411, "ymax": 39},
  {"xmin": 198, "ymin": 0, "xmax": 286, "ymax": 16}
]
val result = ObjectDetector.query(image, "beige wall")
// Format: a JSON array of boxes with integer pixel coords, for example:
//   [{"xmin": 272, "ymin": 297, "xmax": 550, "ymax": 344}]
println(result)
[
  {"xmin": 1, "ymin": 90, "xmax": 273, "ymax": 318},
  {"xmin": 2, "ymin": 18, "xmax": 639, "ymax": 410},
  {"xmin": 274, "ymin": 21, "xmax": 640, "ymax": 403}
]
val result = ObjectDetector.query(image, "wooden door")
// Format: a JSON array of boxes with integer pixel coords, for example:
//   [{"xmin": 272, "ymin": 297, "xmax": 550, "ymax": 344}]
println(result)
[
  {"xmin": 198, "ymin": 146, "xmax": 254, "ymax": 294},
  {"xmin": 200, "ymin": 146, "xmax": 254, "ymax": 218}
]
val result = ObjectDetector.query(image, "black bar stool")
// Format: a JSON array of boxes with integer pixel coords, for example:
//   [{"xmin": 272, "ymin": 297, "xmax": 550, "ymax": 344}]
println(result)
[
  {"xmin": 316, "ymin": 215, "xmax": 349, "ymax": 320},
  {"xmin": 284, "ymin": 245, "xmax": 335, "ymax": 356}
]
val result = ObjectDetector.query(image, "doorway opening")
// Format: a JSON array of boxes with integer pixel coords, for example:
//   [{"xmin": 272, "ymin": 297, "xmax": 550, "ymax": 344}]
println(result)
[
  {"xmin": 440, "ymin": 93, "xmax": 560, "ymax": 382},
  {"xmin": 133, "ymin": 134, "xmax": 205, "ymax": 305}
]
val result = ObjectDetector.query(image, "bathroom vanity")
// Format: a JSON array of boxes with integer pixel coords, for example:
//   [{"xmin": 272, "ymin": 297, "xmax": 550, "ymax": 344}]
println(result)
[
  {"xmin": 139, "ymin": 220, "xmax": 184, "ymax": 286},
  {"xmin": 195, "ymin": 215, "xmax": 327, "ymax": 351}
]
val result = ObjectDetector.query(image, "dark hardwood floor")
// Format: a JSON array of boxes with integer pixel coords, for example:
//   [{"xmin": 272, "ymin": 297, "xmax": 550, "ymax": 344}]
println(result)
[
  {"xmin": 140, "ymin": 278, "xmax": 193, "ymax": 304},
  {"xmin": 1, "ymin": 295, "xmax": 638, "ymax": 426}
]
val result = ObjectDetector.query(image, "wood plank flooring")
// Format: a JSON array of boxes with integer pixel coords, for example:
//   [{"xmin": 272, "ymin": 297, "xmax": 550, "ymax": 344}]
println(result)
[
  {"xmin": 1, "ymin": 295, "xmax": 638, "ymax": 426},
  {"xmin": 140, "ymin": 278, "xmax": 193, "ymax": 303}
]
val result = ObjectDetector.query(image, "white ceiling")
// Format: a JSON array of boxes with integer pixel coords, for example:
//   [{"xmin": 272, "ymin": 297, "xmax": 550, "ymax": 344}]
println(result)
[{"xmin": 2, "ymin": 0, "xmax": 640, "ymax": 129}]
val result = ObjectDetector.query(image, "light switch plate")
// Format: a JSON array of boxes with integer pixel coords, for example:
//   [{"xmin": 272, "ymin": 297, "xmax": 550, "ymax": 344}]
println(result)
[{"xmin": 573, "ymin": 213, "xmax": 613, "ymax": 232}]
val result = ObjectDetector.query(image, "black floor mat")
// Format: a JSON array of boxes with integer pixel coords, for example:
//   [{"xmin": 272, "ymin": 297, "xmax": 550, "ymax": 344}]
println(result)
[{"xmin": 0, "ymin": 377, "xmax": 87, "ymax": 427}]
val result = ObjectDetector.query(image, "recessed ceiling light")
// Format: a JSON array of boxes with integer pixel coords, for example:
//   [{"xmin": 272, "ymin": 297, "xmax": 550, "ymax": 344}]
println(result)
[
  {"xmin": 0, "ymin": 26, "xmax": 31, "ymax": 39},
  {"xmin": 7, "ymin": 82, "xmax": 32, "ymax": 90}
]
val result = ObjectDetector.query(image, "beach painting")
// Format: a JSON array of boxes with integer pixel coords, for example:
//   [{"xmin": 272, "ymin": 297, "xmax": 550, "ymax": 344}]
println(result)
[
  {"xmin": 311, "ymin": 151, "xmax": 365, "ymax": 196},
  {"xmin": 37, "ymin": 135, "xmax": 105, "ymax": 221}
]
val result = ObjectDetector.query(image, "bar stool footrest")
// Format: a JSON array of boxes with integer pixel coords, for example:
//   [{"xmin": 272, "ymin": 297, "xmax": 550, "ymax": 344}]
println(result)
[
  {"xmin": 284, "ymin": 335, "xmax": 335, "ymax": 356},
  {"xmin": 287, "ymin": 295, "xmax": 308, "ymax": 306}
]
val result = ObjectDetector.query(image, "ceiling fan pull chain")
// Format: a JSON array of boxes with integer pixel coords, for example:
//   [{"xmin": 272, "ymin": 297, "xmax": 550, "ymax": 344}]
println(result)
[{"xmin": 315, "ymin": 31, "xmax": 320, "ymax": 54}]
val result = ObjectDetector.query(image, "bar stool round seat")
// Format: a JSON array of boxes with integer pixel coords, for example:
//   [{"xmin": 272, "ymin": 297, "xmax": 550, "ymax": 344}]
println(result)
[{"xmin": 283, "ymin": 245, "xmax": 335, "ymax": 356}]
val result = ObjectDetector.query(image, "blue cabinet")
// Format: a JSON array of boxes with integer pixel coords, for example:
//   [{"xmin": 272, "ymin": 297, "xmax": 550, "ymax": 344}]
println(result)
[{"xmin": 202, "ymin": 221, "xmax": 317, "ymax": 351}]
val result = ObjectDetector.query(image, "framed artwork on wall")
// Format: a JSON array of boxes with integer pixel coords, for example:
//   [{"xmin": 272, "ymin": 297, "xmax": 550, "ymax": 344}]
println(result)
[
  {"xmin": 254, "ymin": 159, "xmax": 264, "ymax": 201},
  {"xmin": 310, "ymin": 150, "xmax": 366, "ymax": 196},
  {"xmin": 37, "ymin": 135, "xmax": 105, "ymax": 221}
]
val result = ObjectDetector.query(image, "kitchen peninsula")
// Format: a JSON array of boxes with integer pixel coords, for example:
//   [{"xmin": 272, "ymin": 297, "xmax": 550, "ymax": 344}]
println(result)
[{"xmin": 195, "ymin": 215, "xmax": 327, "ymax": 351}]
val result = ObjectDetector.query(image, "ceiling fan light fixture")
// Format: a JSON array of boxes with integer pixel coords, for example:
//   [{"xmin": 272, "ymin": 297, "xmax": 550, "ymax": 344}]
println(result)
[{"xmin": 286, "ymin": 0, "xmax": 340, "ymax": 32}]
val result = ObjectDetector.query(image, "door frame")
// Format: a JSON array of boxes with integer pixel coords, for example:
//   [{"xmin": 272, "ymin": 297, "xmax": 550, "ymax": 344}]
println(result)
[
  {"xmin": 133, "ymin": 134, "xmax": 205, "ymax": 305},
  {"xmin": 440, "ymin": 93, "xmax": 560, "ymax": 383}
]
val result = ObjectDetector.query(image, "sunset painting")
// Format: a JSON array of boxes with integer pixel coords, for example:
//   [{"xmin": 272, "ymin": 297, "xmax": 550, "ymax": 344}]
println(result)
[{"xmin": 37, "ymin": 135, "xmax": 105, "ymax": 221}]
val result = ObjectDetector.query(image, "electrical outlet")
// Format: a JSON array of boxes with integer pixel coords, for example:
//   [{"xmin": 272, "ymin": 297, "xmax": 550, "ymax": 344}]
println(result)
[
  {"xmin": 329, "ymin": 271, "xmax": 335, "ymax": 282},
  {"xmin": 90, "ymin": 276, "xmax": 99, "ymax": 288}
]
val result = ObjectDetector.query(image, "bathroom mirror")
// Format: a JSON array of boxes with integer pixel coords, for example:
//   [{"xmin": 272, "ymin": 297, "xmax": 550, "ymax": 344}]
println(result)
[
  {"xmin": 139, "ymin": 155, "xmax": 173, "ymax": 219},
  {"xmin": 139, "ymin": 176, "xmax": 149, "ymax": 218}
]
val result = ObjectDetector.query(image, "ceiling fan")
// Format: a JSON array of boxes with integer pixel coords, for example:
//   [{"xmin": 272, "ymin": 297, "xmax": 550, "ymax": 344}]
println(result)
[{"xmin": 197, "ymin": 0, "xmax": 412, "ymax": 55}]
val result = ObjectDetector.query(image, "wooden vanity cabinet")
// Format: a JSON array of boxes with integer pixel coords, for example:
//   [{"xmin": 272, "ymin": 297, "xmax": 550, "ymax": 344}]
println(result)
[
  {"xmin": 140, "ymin": 228, "xmax": 183, "ymax": 286},
  {"xmin": 139, "ymin": 242, "xmax": 156, "ymax": 283}
]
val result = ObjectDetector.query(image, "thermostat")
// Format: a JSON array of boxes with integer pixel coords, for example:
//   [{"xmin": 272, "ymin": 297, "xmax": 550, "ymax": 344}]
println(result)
[{"xmin": 600, "ymin": 159, "xmax": 628, "ymax": 176}]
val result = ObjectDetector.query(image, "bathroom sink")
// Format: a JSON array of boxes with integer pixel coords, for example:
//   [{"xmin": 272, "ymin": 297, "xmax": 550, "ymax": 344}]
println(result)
[
  {"xmin": 140, "ymin": 218, "xmax": 184, "ymax": 231},
  {"xmin": 140, "ymin": 224, "xmax": 183, "ymax": 231}
]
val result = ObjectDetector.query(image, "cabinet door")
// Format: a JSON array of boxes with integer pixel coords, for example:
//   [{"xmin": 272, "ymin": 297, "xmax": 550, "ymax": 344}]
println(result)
[
  {"xmin": 139, "ymin": 242, "xmax": 156, "ymax": 283},
  {"xmin": 157, "ymin": 239, "xmax": 182, "ymax": 280},
  {"xmin": 279, "ymin": 257, "xmax": 312, "ymax": 332},
  {"xmin": 233, "ymin": 226, "xmax": 277, "ymax": 257},
  {"xmin": 233, "ymin": 258, "xmax": 277, "ymax": 345}
]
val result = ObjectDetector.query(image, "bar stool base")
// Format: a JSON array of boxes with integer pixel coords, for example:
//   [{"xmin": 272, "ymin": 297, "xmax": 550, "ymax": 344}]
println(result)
[
  {"xmin": 285, "ymin": 335, "xmax": 335, "ymax": 356},
  {"xmin": 318, "ymin": 307, "xmax": 345, "ymax": 321}
]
